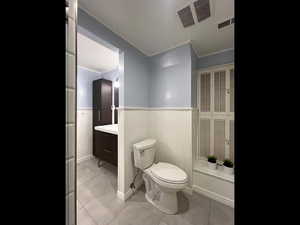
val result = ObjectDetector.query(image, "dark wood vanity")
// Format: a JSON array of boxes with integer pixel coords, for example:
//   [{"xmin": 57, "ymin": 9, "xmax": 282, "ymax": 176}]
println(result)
[{"xmin": 92, "ymin": 79, "xmax": 118, "ymax": 166}]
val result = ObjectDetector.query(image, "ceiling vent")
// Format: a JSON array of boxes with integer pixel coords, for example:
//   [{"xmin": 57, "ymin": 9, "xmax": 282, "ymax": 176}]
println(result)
[
  {"xmin": 177, "ymin": 6, "xmax": 195, "ymax": 28},
  {"xmin": 194, "ymin": 0, "xmax": 211, "ymax": 23},
  {"xmin": 218, "ymin": 17, "xmax": 234, "ymax": 29}
]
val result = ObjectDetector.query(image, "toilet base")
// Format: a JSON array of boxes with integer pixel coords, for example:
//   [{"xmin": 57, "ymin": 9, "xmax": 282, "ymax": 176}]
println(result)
[
  {"xmin": 143, "ymin": 173, "xmax": 178, "ymax": 214},
  {"xmin": 145, "ymin": 192, "xmax": 177, "ymax": 214}
]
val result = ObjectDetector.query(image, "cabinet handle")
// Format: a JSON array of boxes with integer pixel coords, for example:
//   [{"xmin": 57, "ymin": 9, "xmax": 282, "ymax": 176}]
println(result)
[
  {"xmin": 103, "ymin": 149, "xmax": 112, "ymax": 153},
  {"xmin": 98, "ymin": 110, "xmax": 100, "ymax": 121}
]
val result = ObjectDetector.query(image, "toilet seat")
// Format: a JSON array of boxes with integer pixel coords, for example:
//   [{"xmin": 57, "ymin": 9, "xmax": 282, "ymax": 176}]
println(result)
[{"xmin": 148, "ymin": 162, "xmax": 188, "ymax": 184}]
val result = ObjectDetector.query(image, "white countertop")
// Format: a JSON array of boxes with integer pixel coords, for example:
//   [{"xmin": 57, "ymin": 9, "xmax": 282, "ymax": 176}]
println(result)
[{"xmin": 94, "ymin": 124, "xmax": 118, "ymax": 135}]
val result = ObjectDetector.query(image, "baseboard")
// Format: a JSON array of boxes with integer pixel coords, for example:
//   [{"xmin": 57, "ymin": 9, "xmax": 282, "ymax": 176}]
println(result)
[
  {"xmin": 183, "ymin": 186, "xmax": 193, "ymax": 195},
  {"xmin": 192, "ymin": 185, "xmax": 234, "ymax": 208},
  {"xmin": 117, "ymin": 178, "xmax": 144, "ymax": 201},
  {"xmin": 77, "ymin": 154, "xmax": 93, "ymax": 164}
]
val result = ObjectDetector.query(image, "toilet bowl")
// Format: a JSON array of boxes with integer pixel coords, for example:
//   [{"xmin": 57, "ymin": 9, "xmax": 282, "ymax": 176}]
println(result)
[
  {"xmin": 143, "ymin": 162, "xmax": 188, "ymax": 214},
  {"xmin": 133, "ymin": 139, "xmax": 188, "ymax": 214}
]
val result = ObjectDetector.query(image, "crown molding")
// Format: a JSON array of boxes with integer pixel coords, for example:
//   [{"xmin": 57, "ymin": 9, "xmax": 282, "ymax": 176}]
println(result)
[{"xmin": 197, "ymin": 48, "xmax": 234, "ymax": 59}]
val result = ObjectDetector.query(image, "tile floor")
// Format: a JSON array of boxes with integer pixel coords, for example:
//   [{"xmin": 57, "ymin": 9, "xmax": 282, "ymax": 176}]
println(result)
[{"xmin": 77, "ymin": 158, "xmax": 234, "ymax": 225}]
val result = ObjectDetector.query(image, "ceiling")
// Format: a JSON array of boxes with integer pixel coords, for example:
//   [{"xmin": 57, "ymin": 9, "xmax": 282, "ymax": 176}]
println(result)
[
  {"xmin": 78, "ymin": 0, "xmax": 234, "ymax": 57},
  {"xmin": 77, "ymin": 32, "xmax": 119, "ymax": 73}
]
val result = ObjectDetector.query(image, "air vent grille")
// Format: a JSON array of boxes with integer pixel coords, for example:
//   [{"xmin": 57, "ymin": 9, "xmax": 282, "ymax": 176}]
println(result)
[
  {"xmin": 218, "ymin": 17, "xmax": 234, "ymax": 29},
  {"xmin": 194, "ymin": 0, "xmax": 210, "ymax": 22},
  {"xmin": 177, "ymin": 6, "xmax": 195, "ymax": 28}
]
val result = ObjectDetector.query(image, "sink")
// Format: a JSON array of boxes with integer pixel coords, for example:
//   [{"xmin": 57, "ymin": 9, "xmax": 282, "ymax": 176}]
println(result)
[{"xmin": 94, "ymin": 124, "xmax": 118, "ymax": 135}]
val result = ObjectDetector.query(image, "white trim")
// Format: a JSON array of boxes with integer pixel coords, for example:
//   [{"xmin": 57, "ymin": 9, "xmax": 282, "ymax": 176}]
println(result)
[
  {"xmin": 190, "ymin": 40, "xmax": 201, "ymax": 58},
  {"xmin": 147, "ymin": 40, "xmax": 191, "ymax": 57},
  {"xmin": 77, "ymin": 65, "xmax": 103, "ymax": 74},
  {"xmin": 193, "ymin": 161, "xmax": 234, "ymax": 183},
  {"xmin": 117, "ymin": 178, "xmax": 144, "ymax": 201},
  {"xmin": 78, "ymin": 5, "xmax": 149, "ymax": 57},
  {"xmin": 198, "ymin": 63, "xmax": 234, "ymax": 73},
  {"xmin": 77, "ymin": 154, "xmax": 93, "ymax": 164},
  {"xmin": 193, "ymin": 185, "xmax": 234, "ymax": 208},
  {"xmin": 197, "ymin": 48, "xmax": 234, "ymax": 59},
  {"xmin": 183, "ymin": 186, "xmax": 193, "ymax": 195},
  {"xmin": 117, "ymin": 107, "xmax": 195, "ymax": 111}
]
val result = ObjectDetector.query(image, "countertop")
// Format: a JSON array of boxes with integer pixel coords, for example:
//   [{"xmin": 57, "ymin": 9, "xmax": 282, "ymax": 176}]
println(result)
[{"xmin": 94, "ymin": 124, "xmax": 118, "ymax": 135}]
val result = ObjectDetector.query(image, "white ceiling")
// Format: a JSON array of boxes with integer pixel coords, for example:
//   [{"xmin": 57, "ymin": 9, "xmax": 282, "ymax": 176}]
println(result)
[
  {"xmin": 77, "ymin": 32, "xmax": 119, "ymax": 73},
  {"xmin": 78, "ymin": 0, "xmax": 234, "ymax": 57}
]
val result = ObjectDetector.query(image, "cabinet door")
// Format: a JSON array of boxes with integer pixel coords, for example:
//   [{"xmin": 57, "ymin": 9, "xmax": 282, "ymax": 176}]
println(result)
[
  {"xmin": 198, "ymin": 119, "xmax": 210, "ymax": 159},
  {"xmin": 229, "ymin": 120, "xmax": 234, "ymax": 162},
  {"xmin": 230, "ymin": 69, "xmax": 234, "ymax": 112},
  {"xmin": 100, "ymin": 109, "xmax": 112, "ymax": 125},
  {"xmin": 214, "ymin": 70, "xmax": 226, "ymax": 112},
  {"xmin": 101, "ymin": 79, "xmax": 112, "ymax": 110},
  {"xmin": 200, "ymin": 73, "xmax": 211, "ymax": 112},
  {"xmin": 93, "ymin": 80, "xmax": 101, "ymax": 110},
  {"xmin": 95, "ymin": 131, "xmax": 117, "ymax": 166},
  {"xmin": 114, "ymin": 87, "xmax": 119, "ymax": 124},
  {"xmin": 214, "ymin": 119, "xmax": 226, "ymax": 161}
]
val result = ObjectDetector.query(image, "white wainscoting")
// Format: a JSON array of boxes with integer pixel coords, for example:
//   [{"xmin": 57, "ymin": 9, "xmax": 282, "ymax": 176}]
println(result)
[
  {"xmin": 117, "ymin": 107, "xmax": 233, "ymax": 204},
  {"xmin": 117, "ymin": 108, "xmax": 149, "ymax": 200},
  {"xmin": 117, "ymin": 107, "xmax": 194, "ymax": 201},
  {"xmin": 148, "ymin": 109, "xmax": 193, "ymax": 189},
  {"xmin": 77, "ymin": 108, "xmax": 93, "ymax": 163},
  {"xmin": 193, "ymin": 170, "xmax": 234, "ymax": 208}
]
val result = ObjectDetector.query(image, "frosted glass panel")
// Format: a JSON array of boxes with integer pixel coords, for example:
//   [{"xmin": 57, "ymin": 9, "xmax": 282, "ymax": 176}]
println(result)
[
  {"xmin": 230, "ymin": 120, "xmax": 234, "ymax": 162},
  {"xmin": 230, "ymin": 69, "xmax": 234, "ymax": 112},
  {"xmin": 200, "ymin": 73, "xmax": 211, "ymax": 112},
  {"xmin": 214, "ymin": 71, "xmax": 226, "ymax": 112},
  {"xmin": 199, "ymin": 119, "xmax": 210, "ymax": 159},
  {"xmin": 214, "ymin": 119, "xmax": 225, "ymax": 161}
]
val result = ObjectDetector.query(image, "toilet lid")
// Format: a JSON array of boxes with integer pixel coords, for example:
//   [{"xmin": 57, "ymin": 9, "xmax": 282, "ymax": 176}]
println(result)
[{"xmin": 150, "ymin": 162, "xmax": 188, "ymax": 184}]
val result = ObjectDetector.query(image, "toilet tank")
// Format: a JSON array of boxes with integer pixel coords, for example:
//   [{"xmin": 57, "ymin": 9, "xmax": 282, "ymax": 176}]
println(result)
[{"xmin": 133, "ymin": 139, "xmax": 157, "ymax": 170}]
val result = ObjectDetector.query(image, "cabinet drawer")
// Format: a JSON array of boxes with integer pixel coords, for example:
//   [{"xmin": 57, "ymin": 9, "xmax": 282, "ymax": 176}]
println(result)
[{"xmin": 94, "ymin": 131, "xmax": 118, "ymax": 166}]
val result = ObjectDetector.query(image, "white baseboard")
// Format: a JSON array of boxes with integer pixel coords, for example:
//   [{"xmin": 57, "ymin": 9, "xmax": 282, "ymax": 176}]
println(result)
[
  {"xmin": 183, "ymin": 186, "xmax": 193, "ymax": 195},
  {"xmin": 117, "ymin": 178, "xmax": 144, "ymax": 201},
  {"xmin": 193, "ymin": 185, "xmax": 234, "ymax": 208},
  {"xmin": 77, "ymin": 154, "xmax": 93, "ymax": 164}
]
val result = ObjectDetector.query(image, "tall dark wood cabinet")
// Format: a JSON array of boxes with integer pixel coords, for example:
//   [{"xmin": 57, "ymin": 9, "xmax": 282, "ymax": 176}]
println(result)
[
  {"xmin": 93, "ymin": 79, "xmax": 117, "ymax": 166},
  {"xmin": 93, "ymin": 79, "xmax": 112, "ymax": 126}
]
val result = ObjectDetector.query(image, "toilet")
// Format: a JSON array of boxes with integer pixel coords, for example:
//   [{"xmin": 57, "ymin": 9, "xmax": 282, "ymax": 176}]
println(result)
[{"xmin": 133, "ymin": 139, "xmax": 188, "ymax": 214}]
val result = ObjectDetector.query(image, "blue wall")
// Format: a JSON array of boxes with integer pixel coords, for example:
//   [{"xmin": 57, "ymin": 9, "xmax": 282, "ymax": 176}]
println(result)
[
  {"xmin": 78, "ymin": 8, "xmax": 150, "ymax": 107},
  {"xmin": 78, "ymin": 8, "xmax": 234, "ymax": 108},
  {"xmin": 191, "ymin": 46, "xmax": 198, "ymax": 108},
  {"xmin": 197, "ymin": 49, "xmax": 234, "ymax": 69},
  {"xmin": 148, "ymin": 44, "xmax": 192, "ymax": 107},
  {"xmin": 77, "ymin": 67, "xmax": 102, "ymax": 109}
]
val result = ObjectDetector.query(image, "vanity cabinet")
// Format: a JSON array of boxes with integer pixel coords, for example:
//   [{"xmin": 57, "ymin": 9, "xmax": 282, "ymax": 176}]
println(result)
[{"xmin": 94, "ymin": 131, "xmax": 117, "ymax": 166}]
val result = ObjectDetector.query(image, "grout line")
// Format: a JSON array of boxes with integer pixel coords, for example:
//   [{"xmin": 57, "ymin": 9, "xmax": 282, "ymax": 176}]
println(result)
[
  {"xmin": 208, "ymin": 199, "xmax": 212, "ymax": 225},
  {"xmin": 81, "ymin": 206, "xmax": 98, "ymax": 225}
]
